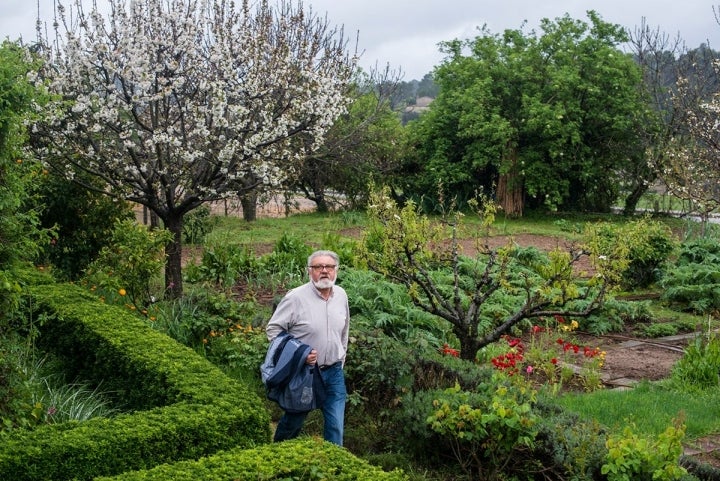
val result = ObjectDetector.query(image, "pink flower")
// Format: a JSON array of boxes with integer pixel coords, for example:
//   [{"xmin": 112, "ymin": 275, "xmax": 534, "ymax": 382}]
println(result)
[{"xmin": 526, "ymin": 365, "xmax": 534, "ymax": 374}]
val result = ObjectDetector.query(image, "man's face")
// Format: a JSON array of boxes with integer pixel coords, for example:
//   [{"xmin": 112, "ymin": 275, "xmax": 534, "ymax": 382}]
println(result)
[{"xmin": 308, "ymin": 255, "xmax": 337, "ymax": 289}]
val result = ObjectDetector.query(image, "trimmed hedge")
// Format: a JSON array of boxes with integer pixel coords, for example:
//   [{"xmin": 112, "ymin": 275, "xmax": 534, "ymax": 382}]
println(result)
[
  {"xmin": 94, "ymin": 438, "xmax": 407, "ymax": 481},
  {"xmin": 0, "ymin": 283, "xmax": 271, "ymax": 481}
]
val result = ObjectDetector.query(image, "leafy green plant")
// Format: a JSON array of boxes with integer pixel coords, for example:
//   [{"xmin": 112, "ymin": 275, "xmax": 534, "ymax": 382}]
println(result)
[
  {"xmin": 426, "ymin": 376, "xmax": 540, "ymax": 480},
  {"xmin": 35, "ymin": 172, "xmax": 133, "ymax": 280},
  {"xmin": 601, "ymin": 417, "xmax": 687, "ymax": 481},
  {"xmin": 0, "ymin": 42, "xmax": 51, "ymax": 323},
  {"xmin": 660, "ymin": 237, "xmax": 720, "ymax": 314},
  {"xmin": 182, "ymin": 205, "xmax": 216, "ymax": 244},
  {"xmin": 203, "ymin": 323, "xmax": 268, "ymax": 382},
  {"xmin": 83, "ymin": 219, "xmax": 172, "ymax": 309},
  {"xmin": 585, "ymin": 217, "xmax": 677, "ymax": 289},
  {"xmin": 260, "ymin": 232, "xmax": 312, "ymax": 277},
  {"xmin": 669, "ymin": 333, "xmax": 720, "ymax": 392},
  {"xmin": 184, "ymin": 238, "xmax": 260, "ymax": 288},
  {"xmin": 642, "ymin": 322, "xmax": 679, "ymax": 338},
  {"xmin": 35, "ymin": 378, "xmax": 118, "ymax": 424},
  {"xmin": 534, "ymin": 405, "xmax": 608, "ymax": 480},
  {"xmin": 148, "ymin": 289, "xmax": 251, "ymax": 351}
]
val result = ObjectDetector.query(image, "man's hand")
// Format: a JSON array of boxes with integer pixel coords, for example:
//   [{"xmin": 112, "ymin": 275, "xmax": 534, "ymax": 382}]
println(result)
[{"xmin": 306, "ymin": 349, "xmax": 318, "ymax": 365}]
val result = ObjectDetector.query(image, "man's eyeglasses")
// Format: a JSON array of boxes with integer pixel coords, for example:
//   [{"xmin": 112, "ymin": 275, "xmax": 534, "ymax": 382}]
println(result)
[{"xmin": 309, "ymin": 264, "xmax": 337, "ymax": 272}]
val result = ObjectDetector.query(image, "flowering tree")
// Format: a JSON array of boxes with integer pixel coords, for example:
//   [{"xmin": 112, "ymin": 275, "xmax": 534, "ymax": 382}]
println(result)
[
  {"xmin": 32, "ymin": 0, "xmax": 355, "ymax": 298},
  {"xmin": 661, "ymin": 64, "xmax": 720, "ymax": 234}
]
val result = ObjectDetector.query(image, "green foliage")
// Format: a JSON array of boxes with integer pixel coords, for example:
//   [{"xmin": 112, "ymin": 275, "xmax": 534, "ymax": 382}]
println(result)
[
  {"xmin": 320, "ymin": 230, "xmax": 361, "ymax": 269},
  {"xmin": 660, "ymin": 237, "xmax": 720, "ymax": 314},
  {"xmin": 344, "ymin": 322, "xmax": 495, "ymax": 454},
  {"xmin": 581, "ymin": 297, "xmax": 653, "ymax": 335},
  {"xmin": 0, "ymin": 41, "xmax": 50, "ymax": 322},
  {"xmin": 83, "ymin": 219, "xmax": 173, "ymax": 308},
  {"xmin": 641, "ymin": 322, "xmax": 680, "ymax": 338},
  {"xmin": 425, "ymin": 375, "xmax": 540, "ymax": 480},
  {"xmin": 534, "ymin": 405, "xmax": 608, "ymax": 480},
  {"xmin": 399, "ymin": 12, "xmax": 646, "ymax": 213},
  {"xmin": 601, "ymin": 417, "xmax": 687, "ymax": 481},
  {"xmin": 148, "ymin": 288, "xmax": 258, "ymax": 352},
  {"xmin": 585, "ymin": 217, "xmax": 677, "ymax": 289},
  {"xmin": 203, "ymin": 323, "xmax": 268, "ymax": 382},
  {"xmin": 362, "ymin": 187, "xmax": 621, "ymax": 360},
  {"xmin": 35, "ymin": 172, "xmax": 134, "ymax": 280},
  {"xmin": 184, "ymin": 238, "xmax": 260, "ymax": 288},
  {"xmin": 261, "ymin": 232, "xmax": 312, "ymax": 277},
  {"xmin": 181, "ymin": 205, "xmax": 216, "ymax": 244},
  {"xmin": 669, "ymin": 333, "xmax": 720, "ymax": 392},
  {"xmin": 0, "ymin": 282, "xmax": 271, "ymax": 481},
  {"xmin": 92, "ymin": 439, "xmax": 407, "ymax": 481},
  {"xmin": 341, "ymin": 268, "xmax": 450, "ymax": 344}
]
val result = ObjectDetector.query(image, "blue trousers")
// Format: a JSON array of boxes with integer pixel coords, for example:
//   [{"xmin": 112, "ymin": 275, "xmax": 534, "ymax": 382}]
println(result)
[{"xmin": 273, "ymin": 362, "xmax": 346, "ymax": 446}]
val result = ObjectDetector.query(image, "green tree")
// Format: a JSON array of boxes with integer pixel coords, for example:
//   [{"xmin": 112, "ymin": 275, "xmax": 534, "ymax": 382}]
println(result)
[
  {"xmin": 399, "ymin": 12, "xmax": 646, "ymax": 216},
  {"xmin": 31, "ymin": 0, "xmax": 355, "ymax": 299},
  {"xmin": 291, "ymin": 67, "xmax": 406, "ymax": 212},
  {"xmin": 0, "ymin": 41, "xmax": 49, "ymax": 323}
]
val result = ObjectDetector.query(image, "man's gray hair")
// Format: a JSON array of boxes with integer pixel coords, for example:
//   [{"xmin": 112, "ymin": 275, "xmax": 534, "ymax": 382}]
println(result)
[{"xmin": 307, "ymin": 250, "xmax": 340, "ymax": 267}]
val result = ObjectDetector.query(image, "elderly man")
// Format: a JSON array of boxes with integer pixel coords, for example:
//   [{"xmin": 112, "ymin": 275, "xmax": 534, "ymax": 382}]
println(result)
[{"xmin": 266, "ymin": 250, "xmax": 350, "ymax": 446}]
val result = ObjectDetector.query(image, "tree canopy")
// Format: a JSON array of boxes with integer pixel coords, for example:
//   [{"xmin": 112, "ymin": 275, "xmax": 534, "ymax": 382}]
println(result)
[
  {"xmin": 32, "ymin": 0, "xmax": 356, "ymax": 298},
  {"xmin": 397, "ymin": 11, "xmax": 647, "ymax": 216}
]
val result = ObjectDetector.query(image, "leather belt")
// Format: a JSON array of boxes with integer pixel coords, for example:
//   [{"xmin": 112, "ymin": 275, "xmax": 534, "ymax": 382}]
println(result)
[{"xmin": 319, "ymin": 362, "xmax": 340, "ymax": 371}]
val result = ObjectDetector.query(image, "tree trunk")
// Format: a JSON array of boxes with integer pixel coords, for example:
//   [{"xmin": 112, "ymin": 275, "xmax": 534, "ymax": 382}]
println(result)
[
  {"xmin": 240, "ymin": 191, "xmax": 258, "ymax": 222},
  {"xmin": 163, "ymin": 214, "xmax": 184, "ymax": 300},
  {"xmin": 623, "ymin": 180, "xmax": 652, "ymax": 216},
  {"xmin": 497, "ymin": 147, "xmax": 524, "ymax": 217},
  {"xmin": 314, "ymin": 189, "xmax": 329, "ymax": 213},
  {"xmin": 497, "ymin": 172, "xmax": 524, "ymax": 218}
]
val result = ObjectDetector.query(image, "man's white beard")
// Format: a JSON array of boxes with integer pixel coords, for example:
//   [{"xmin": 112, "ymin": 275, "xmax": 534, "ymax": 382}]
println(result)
[{"xmin": 313, "ymin": 278, "xmax": 335, "ymax": 290}]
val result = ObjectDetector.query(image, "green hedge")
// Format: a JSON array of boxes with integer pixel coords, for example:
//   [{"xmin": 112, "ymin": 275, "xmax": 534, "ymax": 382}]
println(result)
[
  {"xmin": 0, "ymin": 283, "xmax": 271, "ymax": 481},
  {"xmin": 94, "ymin": 438, "xmax": 407, "ymax": 481}
]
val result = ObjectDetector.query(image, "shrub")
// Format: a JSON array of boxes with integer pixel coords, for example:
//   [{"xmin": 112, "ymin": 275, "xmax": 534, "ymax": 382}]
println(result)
[
  {"xmin": 184, "ymin": 239, "xmax": 260, "ymax": 288},
  {"xmin": 35, "ymin": 172, "xmax": 133, "ymax": 280},
  {"xmin": 0, "ymin": 42, "xmax": 50, "ymax": 323},
  {"xmin": 601, "ymin": 417, "xmax": 687, "ymax": 481},
  {"xmin": 586, "ymin": 217, "xmax": 677, "ymax": 289},
  {"xmin": 181, "ymin": 205, "xmax": 215, "ymax": 244},
  {"xmin": 660, "ymin": 237, "xmax": 720, "ymax": 315},
  {"xmin": 425, "ymin": 375, "xmax": 540, "ymax": 480},
  {"xmin": 82, "ymin": 219, "xmax": 172, "ymax": 309},
  {"xmin": 669, "ymin": 333, "xmax": 720, "ymax": 392},
  {"xmin": 534, "ymin": 403, "xmax": 608, "ymax": 480}
]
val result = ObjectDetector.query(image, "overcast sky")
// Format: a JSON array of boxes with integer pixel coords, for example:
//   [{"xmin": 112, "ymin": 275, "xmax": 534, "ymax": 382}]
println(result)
[{"xmin": 2, "ymin": 0, "xmax": 719, "ymax": 80}]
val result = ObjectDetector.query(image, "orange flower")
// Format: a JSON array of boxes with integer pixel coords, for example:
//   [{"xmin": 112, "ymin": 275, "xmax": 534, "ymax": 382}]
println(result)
[{"xmin": 118, "ymin": 288, "xmax": 127, "ymax": 296}]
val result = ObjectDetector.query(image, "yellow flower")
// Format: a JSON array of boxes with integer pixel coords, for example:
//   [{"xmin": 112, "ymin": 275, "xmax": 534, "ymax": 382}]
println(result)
[{"xmin": 118, "ymin": 288, "xmax": 127, "ymax": 296}]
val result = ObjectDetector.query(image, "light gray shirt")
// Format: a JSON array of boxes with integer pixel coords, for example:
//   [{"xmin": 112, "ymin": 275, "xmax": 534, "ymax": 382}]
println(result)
[{"xmin": 266, "ymin": 282, "xmax": 350, "ymax": 368}]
